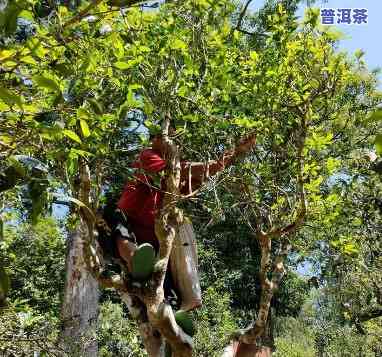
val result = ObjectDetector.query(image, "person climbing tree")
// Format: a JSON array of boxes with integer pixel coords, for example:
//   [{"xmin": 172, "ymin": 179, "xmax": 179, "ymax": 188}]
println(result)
[{"xmin": 101, "ymin": 129, "xmax": 257, "ymax": 313}]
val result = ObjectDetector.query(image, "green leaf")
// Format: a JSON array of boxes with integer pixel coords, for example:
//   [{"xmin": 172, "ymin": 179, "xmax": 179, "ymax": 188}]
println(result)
[
  {"xmin": 343, "ymin": 243, "xmax": 358, "ymax": 255},
  {"xmin": 233, "ymin": 117, "xmax": 257, "ymax": 128},
  {"xmin": 145, "ymin": 120, "xmax": 161, "ymax": 135},
  {"xmin": 26, "ymin": 38, "xmax": 48, "ymax": 59},
  {"xmin": 129, "ymin": 84, "xmax": 142, "ymax": 90},
  {"xmin": 375, "ymin": 134, "xmax": 382, "ymax": 155},
  {"xmin": 66, "ymin": 153, "xmax": 78, "ymax": 176},
  {"xmin": 20, "ymin": 56, "xmax": 37, "ymax": 65},
  {"xmin": 326, "ymin": 157, "xmax": 340, "ymax": 174},
  {"xmin": 126, "ymin": 86, "xmax": 143, "ymax": 107},
  {"xmin": 182, "ymin": 114, "xmax": 199, "ymax": 123},
  {"xmin": 249, "ymin": 51, "xmax": 258, "ymax": 61},
  {"xmin": 114, "ymin": 58, "xmax": 142, "ymax": 70},
  {"xmin": 19, "ymin": 10, "xmax": 34, "ymax": 21},
  {"xmin": 354, "ymin": 49, "xmax": 365, "ymax": 60},
  {"xmin": 0, "ymin": 87, "xmax": 23, "ymax": 109},
  {"xmin": 368, "ymin": 109, "xmax": 382, "ymax": 122},
  {"xmin": 178, "ymin": 86, "xmax": 187, "ymax": 97},
  {"xmin": 170, "ymin": 38, "xmax": 187, "ymax": 51},
  {"xmin": 87, "ymin": 98, "xmax": 103, "ymax": 115},
  {"xmin": 0, "ymin": 102, "xmax": 9, "ymax": 111},
  {"xmin": 70, "ymin": 149, "xmax": 94, "ymax": 157},
  {"xmin": 80, "ymin": 119, "xmax": 91, "ymax": 138},
  {"xmin": 0, "ymin": 49, "xmax": 16, "ymax": 61},
  {"xmin": 114, "ymin": 61, "xmax": 130, "ymax": 70},
  {"xmin": 111, "ymin": 33, "xmax": 125, "ymax": 58},
  {"xmin": 0, "ymin": 135, "xmax": 13, "ymax": 145},
  {"xmin": 79, "ymin": 57, "xmax": 90, "ymax": 72},
  {"xmin": 77, "ymin": 108, "xmax": 90, "ymax": 120},
  {"xmin": 33, "ymin": 76, "xmax": 61, "ymax": 93},
  {"xmin": 323, "ymin": 28, "xmax": 345, "ymax": 41},
  {"xmin": 63, "ymin": 129, "xmax": 82, "ymax": 144}
]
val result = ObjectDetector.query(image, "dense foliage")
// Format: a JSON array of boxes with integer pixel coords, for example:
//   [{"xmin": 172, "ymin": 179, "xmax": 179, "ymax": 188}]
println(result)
[{"xmin": 1, "ymin": 0, "xmax": 381, "ymax": 356}]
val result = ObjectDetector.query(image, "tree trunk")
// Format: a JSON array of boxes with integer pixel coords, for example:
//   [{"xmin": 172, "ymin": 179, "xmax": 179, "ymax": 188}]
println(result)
[
  {"xmin": 139, "ymin": 321, "xmax": 166, "ymax": 357},
  {"xmin": 236, "ymin": 344, "xmax": 272, "ymax": 357},
  {"xmin": 222, "ymin": 342, "xmax": 272, "ymax": 357},
  {"xmin": 60, "ymin": 222, "xmax": 99, "ymax": 356},
  {"xmin": 0, "ymin": 215, "xmax": 3, "ymax": 241},
  {"xmin": 120, "ymin": 292, "xmax": 166, "ymax": 357},
  {"xmin": 222, "ymin": 308, "xmax": 274, "ymax": 357},
  {"xmin": 236, "ymin": 310, "xmax": 273, "ymax": 357}
]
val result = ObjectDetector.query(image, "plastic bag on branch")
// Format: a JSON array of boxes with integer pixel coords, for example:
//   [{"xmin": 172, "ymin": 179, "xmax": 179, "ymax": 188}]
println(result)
[{"xmin": 170, "ymin": 218, "xmax": 201, "ymax": 309}]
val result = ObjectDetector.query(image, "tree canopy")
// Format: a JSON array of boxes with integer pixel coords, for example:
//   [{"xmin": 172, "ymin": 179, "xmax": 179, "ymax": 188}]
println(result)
[{"xmin": 1, "ymin": 0, "xmax": 381, "ymax": 356}]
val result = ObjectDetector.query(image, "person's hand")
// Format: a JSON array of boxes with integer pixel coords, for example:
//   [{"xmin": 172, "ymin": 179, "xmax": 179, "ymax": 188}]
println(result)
[{"xmin": 236, "ymin": 131, "xmax": 257, "ymax": 154}]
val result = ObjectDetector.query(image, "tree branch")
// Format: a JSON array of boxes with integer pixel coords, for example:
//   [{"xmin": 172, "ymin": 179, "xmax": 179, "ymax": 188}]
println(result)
[
  {"xmin": 62, "ymin": 0, "xmax": 104, "ymax": 28},
  {"xmin": 236, "ymin": 28, "xmax": 267, "ymax": 37},
  {"xmin": 62, "ymin": 0, "xmax": 144, "ymax": 29},
  {"xmin": 234, "ymin": 111, "xmax": 308, "ymax": 346},
  {"xmin": 269, "ymin": 110, "xmax": 308, "ymax": 238},
  {"xmin": 150, "ymin": 303, "xmax": 193, "ymax": 356},
  {"xmin": 358, "ymin": 306, "xmax": 382, "ymax": 322},
  {"xmin": 235, "ymin": 0, "xmax": 253, "ymax": 31}
]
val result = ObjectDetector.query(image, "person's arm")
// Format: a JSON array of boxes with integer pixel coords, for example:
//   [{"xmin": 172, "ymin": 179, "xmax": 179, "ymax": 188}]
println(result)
[{"xmin": 180, "ymin": 132, "xmax": 256, "ymax": 193}]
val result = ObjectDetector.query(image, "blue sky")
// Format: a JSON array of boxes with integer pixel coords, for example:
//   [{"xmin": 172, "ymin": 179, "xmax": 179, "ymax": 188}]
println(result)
[{"xmin": 249, "ymin": 0, "xmax": 381, "ymax": 86}]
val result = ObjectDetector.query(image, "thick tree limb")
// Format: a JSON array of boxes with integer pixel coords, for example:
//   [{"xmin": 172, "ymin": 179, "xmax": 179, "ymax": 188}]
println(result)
[
  {"xmin": 148, "ymin": 303, "xmax": 193, "ymax": 356},
  {"xmin": 75, "ymin": 161, "xmax": 164, "ymax": 355},
  {"xmin": 75, "ymin": 140, "xmax": 190, "ymax": 356},
  {"xmin": 237, "ymin": 232, "xmax": 273, "ymax": 345},
  {"xmin": 142, "ymin": 116, "xmax": 193, "ymax": 355},
  {"xmin": 59, "ymin": 223, "xmax": 99, "ymax": 356}
]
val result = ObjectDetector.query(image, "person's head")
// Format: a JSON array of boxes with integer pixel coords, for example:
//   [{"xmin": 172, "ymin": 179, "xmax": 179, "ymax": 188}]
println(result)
[
  {"xmin": 149, "ymin": 126, "xmax": 176, "ymax": 151},
  {"xmin": 150, "ymin": 133, "xmax": 163, "ymax": 151}
]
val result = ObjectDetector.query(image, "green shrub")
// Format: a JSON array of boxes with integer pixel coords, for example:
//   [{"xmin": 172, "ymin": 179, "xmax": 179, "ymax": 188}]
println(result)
[
  {"xmin": 193, "ymin": 285, "xmax": 238, "ymax": 357},
  {"xmin": 273, "ymin": 317, "xmax": 315, "ymax": 357},
  {"xmin": 98, "ymin": 300, "xmax": 146, "ymax": 357}
]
